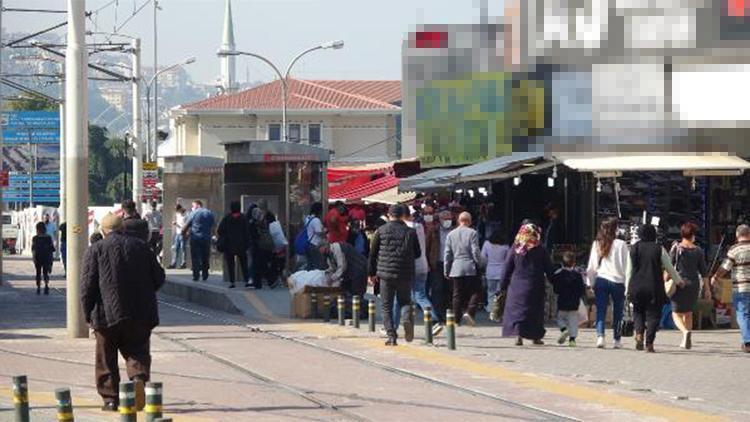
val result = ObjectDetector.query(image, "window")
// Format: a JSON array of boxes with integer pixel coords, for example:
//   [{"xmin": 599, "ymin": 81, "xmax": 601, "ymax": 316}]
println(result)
[
  {"xmin": 268, "ymin": 124, "xmax": 281, "ymax": 141},
  {"xmin": 308, "ymin": 124, "xmax": 321, "ymax": 145},
  {"xmin": 289, "ymin": 124, "xmax": 301, "ymax": 143}
]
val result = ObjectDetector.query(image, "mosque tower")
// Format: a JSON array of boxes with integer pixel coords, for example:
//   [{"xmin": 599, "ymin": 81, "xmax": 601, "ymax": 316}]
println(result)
[{"xmin": 219, "ymin": 0, "xmax": 238, "ymax": 94}]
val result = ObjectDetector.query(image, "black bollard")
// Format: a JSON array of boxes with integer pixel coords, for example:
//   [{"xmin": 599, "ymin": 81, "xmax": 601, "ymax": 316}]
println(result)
[
  {"xmin": 352, "ymin": 295, "xmax": 361, "ymax": 329},
  {"xmin": 337, "ymin": 295, "xmax": 345, "ymax": 326},
  {"xmin": 446, "ymin": 310, "xmax": 456, "ymax": 350},
  {"xmin": 145, "ymin": 382, "xmax": 163, "ymax": 422},
  {"xmin": 424, "ymin": 306, "xmax": 433, "ymax": 345},
  {"xmin": 311, "ymin": 293, "xmax": 318, "ymax": 319},
  {"xmin": 55, "ymin": 388, "xmax": 74, "ymax": 422},
  {"xmin": 368, "ymin": 300, "xmax": 376, "ymax": 332},
  {"xmin": 119, "ymin": 381, "xmax": 136, "ymax": 422},
  {"xmin": 323, "ymin": 295, "xmax": 331, "ymax": 322},
  {"xmin": 12, "ymin": 375, "xmax": 30, "ymax": 422},
  {"xmin": 154, "ymin": 419, "xmax": 173, "ymax": 422}
]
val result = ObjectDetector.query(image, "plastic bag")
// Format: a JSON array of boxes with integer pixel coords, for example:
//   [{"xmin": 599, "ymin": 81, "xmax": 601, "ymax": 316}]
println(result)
[{"xmin": 288, "ymin": 270, "xmax": 329, "ymax": 294}]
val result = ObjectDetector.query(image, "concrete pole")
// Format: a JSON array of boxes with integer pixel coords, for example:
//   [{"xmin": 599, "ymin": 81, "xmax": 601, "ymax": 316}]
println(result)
[
  {"xmin": 152, "ymin": 0, "xmax": 159, "ymax": 163},
  {"xmin": 59, "ymin": 70, "xmax": 66, "ymax": 222},
  {"xmin": 65, "ymin": 0, "xmax": 89, "ymax": 338},
  {"xmin": 0, "ymin": 0, "xmax": 5, "ymax": 285},
  {"xmin": 131, "ymin": 39, "xmax": 143, "ymax": 212}
]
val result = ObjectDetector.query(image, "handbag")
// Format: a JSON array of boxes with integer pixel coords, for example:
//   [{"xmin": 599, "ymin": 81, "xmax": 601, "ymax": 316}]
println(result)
[
  {"xmin": 619, "ymin": 303, "xmax": 635, "ymax": 337},
  {"xmin": 664, "ymin": 243, "xmax": 681, "ymax": 298},
  {"xmin": 490, "ymin": 290, "xmax": 506, "ymax": 322}
]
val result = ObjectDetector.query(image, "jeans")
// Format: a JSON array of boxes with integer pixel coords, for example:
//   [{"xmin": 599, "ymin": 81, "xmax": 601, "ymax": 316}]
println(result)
[
  {"xmin": 428, "ymin": 266, "xmax": 449, "ymax": 323},
  {"xmin": 380, "ymin": 278, "xmax": 412, "ymax": 340},
  {"xmin": 633, "ymin": 302, "xmax": 661, "ymax": 345},
  {"xmin": 594, "ymin": 277, "xmax": 625, "ymax": 340},
  {"xmin": 733, "ymin": 291, "xmax": 750, "ymax": 344},
  {"xmin": 189, "ymin": 237, "xmax": 211, "ymax": 280},
  {"xmin": 171, "ymin": 234, "xmax": 185, "ymax": 267},
  {"xmin": 60, "ymin": 242, "xmax": 67, "ymax": 271},
  {"xmin": 557, "ymin": 310, "xmax": 579, "ymax": 340},
  {"xmin": 394, "ymin": 273, "xmax": 440, "ymax": 327}
]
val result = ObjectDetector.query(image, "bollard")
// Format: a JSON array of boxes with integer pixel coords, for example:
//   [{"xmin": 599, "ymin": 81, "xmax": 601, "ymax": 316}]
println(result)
[
  {"xmin": 12, "ymin": 375, "xmax": 30, "ymax": 422},
  {"xmin": 446, "ymin": 310, "xmax": 456, "ymax": 350},
  {"xmin": 337, "ymin": 295, "xmax": 345, "ymax": 326},
  {"xmin": 145, "ymin": 382, "xmax": 163, "ymax": 422},
  {"xmin": 368, "ymin": 300, "xmax": 376, "ymax": 332},
  {"xmin": 424, "ymin": 306, "xmax": 433, "ymax": 345},
  {"xmin": 55, "ymin": 388, "xmax": 74, "ymax": 422},
  {"xmin": 154, "ymin": 419, "xmax": 173, "ymax": 422},
  {"xmin": 352, "ymin": 296, "xmax": 361, "ymax": 329},
  {"xmin": 311, "ymin": 293, "xmax": 318, "ymax": 319},
  {"xmin": 323, "ymin": 295, "xmax": 331, "ymax": 322},
  {"xmin": 119, "ymin": 381, "xmax": 136, "ymax": 422}
]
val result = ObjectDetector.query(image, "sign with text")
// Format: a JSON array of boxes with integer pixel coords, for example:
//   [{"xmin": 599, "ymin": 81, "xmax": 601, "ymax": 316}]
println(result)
[{"xmin": 142, "ymin": 162, "xmax": 160, "ymax": 201}]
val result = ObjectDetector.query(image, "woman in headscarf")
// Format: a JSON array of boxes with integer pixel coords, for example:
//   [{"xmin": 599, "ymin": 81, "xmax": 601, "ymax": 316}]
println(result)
[{"xmin": 499, "ymin": 223, "xmax": 556, "ymax": 345}]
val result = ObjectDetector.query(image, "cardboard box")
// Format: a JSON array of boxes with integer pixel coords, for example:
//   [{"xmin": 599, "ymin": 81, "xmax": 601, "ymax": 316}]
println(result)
[{"xmin": 290, "ymin": 292, "xmax": 335, "ymax": 319}]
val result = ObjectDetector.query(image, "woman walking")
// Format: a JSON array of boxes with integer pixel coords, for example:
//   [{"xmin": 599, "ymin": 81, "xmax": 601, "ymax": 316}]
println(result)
[
  {"xmin": 586, "ymin": 218, "xmax": 630, "ymax": 349},
  {"xmin": 627, "ymin": 224, "xmax": 683, "ymax": 352},
  {"xmin": 499, "ymin": 223, "xmax": 555, "ymax": 345},
  {"xmin": 482, "ymin": 228, "xmax": 509, "ymax": 318},
  {"xmin": 669, "ymin": 222, "xmax": 707, "ymax": 349}
]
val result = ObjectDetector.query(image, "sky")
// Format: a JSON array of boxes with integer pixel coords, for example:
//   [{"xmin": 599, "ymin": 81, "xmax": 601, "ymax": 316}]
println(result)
[{"xmin": 5, "ymin": 0, "xmax": 504, "ymax": 84}]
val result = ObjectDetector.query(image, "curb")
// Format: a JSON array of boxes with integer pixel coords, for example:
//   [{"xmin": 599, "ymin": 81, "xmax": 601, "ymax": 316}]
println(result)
[{"xmin": 160, "ymin": 277, "xmax": 243, "ymax": 315}]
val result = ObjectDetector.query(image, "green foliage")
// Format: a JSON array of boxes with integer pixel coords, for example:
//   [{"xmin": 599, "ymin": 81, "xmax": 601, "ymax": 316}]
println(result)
[
  {"xmin": 5, "ymin": 95, "xmax": 57, "ymax": 111},
  {"xmin": 88, "ymin": 125, "xmax": 132, "ymax": 205}
]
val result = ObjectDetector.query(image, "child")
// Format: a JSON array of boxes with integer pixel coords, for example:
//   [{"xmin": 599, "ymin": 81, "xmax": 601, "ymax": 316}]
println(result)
[
  {"xmin": 31, "ymin": 221, "xmax": 55, "ymax": 295},
  {"xmin": 552, "ymin": 251, "xmax": 586, "ymax": 347}
]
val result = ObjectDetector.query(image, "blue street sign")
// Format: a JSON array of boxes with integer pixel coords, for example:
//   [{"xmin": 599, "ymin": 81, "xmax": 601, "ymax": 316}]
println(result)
[{"xmin": 1, "ymin": 111, "xmax": 60, "ymax": 144}]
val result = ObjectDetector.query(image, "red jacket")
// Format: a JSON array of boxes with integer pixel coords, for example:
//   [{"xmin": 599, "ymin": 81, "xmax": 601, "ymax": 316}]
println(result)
[{"xmin": 325, "ymin": 208, "xmax": 349, "ymax": 243}]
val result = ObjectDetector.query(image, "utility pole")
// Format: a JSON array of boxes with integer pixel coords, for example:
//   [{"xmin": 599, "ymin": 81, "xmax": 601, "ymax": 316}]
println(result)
[
  {"xmin": 0, "ymin": 0, "xmax": 4, "ymax": 285},
  {"xmin": 59, "ymin": 64, "xmax": 66, "ymax": 222},
  {"xmin": 152, "ymin": 0, "xmax": 158, "ymax": 164},
  {"xmin": 65, "ymin": 0, "xmax": 89, "ymax": 338},
  {"xmin": 131, "ymin": 38, "xmax": 143, "ymax": 212}
]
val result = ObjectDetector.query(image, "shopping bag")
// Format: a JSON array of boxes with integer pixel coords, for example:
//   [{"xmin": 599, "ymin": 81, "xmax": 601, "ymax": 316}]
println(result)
[{"xmin": 619, "ymin": 304, "xmax": 635, "ymax": 337}]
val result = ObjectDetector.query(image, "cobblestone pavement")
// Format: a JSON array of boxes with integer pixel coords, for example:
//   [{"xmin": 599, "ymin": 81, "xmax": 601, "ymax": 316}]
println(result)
[{"xmin": 0, "ymin": 256, "xmax": 747, "ymax": 421}]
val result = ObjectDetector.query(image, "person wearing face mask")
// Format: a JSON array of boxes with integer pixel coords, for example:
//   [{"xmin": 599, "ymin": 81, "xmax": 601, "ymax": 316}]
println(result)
[{"xmin": 423, "ymin": 205, "xmax": 444, "ymax": 326}]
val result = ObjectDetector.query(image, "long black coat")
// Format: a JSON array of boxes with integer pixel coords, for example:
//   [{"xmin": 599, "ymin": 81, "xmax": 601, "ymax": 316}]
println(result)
[
  {"xmin": 123, "ymin": 214, "xmax": 149, "ymax": 242},
  {"xmin": 217, "ymin": 213, "xmax": 251, "ymax": 255},
  {"xmin": 629, "ymin": 242, "xmax": 668, "ymax": 307},
  {"xmin": 32, "ymin": 234, "xmax": 55, "ymax": 267},
  {"xmin": 81, "ymin": 232, "xmax": 165, "ymax": 330}
]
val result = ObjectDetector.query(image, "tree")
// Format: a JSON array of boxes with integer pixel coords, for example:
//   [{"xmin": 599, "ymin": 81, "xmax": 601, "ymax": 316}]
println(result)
[
  {"xmin": 88, "ymin": 125, "xmax": 131, "ymax": 206},
  {"xmin": 5, "ymin": 94, "xmax": 57, "ymax": 111}
]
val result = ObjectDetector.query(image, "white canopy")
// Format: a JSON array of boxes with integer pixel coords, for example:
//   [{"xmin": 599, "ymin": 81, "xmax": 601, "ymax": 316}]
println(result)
[{"xmin": 562, "ymin": 154, "xmax": 750, "ymax": 173}]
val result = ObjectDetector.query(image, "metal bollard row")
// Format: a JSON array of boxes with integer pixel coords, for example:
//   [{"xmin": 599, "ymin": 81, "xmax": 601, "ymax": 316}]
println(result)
[
  {"xmin": 424, "ymin": 306, "xmax": 433, "ymax": 345},
  {"xmin": 12, "ymin": 375, "xmax": 30, "ymax": 422},
  {"xmin": 55, "ymin": 388, "xmax": 74, "ymax": 422},
  {"xmin": 119, "ymin": 381, "xmax": 137, "ymax": 422},
  {"xmin": 368, "ymin": 300, "xmax": 376, "ymax": 332},
  {"xmin": 352, "ymin": 295, "xmax": 361, "ymax": 329},
  {"xmin": 145, "ymin": 382, "xmax": 163, "ymax": 422},
  {"xmin": 337, "ymin": 295, "xmax": 345, "ymax": 326},
  {"xmin": 446, "ymin": 310, "xmax": 456, "ymax": 350}
]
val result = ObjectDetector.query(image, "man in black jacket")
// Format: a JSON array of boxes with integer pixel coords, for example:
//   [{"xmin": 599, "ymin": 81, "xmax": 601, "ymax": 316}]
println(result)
[
  {"xmin": 81, "ymin": 213, "xmax": 165, "ymax": 411},
  {"xmin": 121, "ymin": 199, "xmax": 149, "ymax": 242},
  {"xmin": 368, "ymin": 204, "xmax": 421, "ymax": 346}
]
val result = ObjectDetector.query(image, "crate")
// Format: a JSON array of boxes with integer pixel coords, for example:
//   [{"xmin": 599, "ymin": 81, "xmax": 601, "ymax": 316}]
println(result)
[{"xmin": 290, "ymin": 286, "xmax": 342, "ymax": 319}]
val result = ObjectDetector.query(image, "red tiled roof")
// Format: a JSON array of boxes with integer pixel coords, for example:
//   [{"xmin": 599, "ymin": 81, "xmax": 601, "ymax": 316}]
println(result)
[
  {"xmin": 328, "ymin": 175, "xmax": 400, "ymax": 202},
  {"xmin": 182, "ymin": 79, "xmax": 401, "ymax": 111}
]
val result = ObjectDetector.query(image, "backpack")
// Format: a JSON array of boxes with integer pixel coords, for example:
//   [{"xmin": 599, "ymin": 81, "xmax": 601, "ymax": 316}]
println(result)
[
  {"xmin": 255, "ymin": 216, "xmax": 274, "ymax": 252},
  {"xmin": 293, "ymin": 217, "xmax": 314, "ymax": 255}
]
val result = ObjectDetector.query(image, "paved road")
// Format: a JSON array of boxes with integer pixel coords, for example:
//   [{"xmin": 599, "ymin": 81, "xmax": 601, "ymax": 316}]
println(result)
[{"xmin": 0, "ymin": 256, "xmax": 747, "ymax": 421}]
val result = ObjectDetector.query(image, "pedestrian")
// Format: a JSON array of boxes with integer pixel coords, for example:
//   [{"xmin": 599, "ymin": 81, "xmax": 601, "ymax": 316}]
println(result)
[
  {"xmin": 304, "ymin": 202, "xmax": 325, "ymax": 270},
  {"xmin": 627, "ymin": 224, "xmax": 682, "ymax": 353},
  {"xmin": 249, "ymin": 207, "xmax": 275, "ymax": 289},
  {"xmin": 482, "ymin": 228, "xmax": 510, "ymax": 318},
  {"xmin": 32, "ymin": 221, "xmax": 54, "ymax": 295},
  {"xmin": 499, "ymin": 223, "xmax": 555, "ymax": 345},
  {"xmin": 586, "ymin": 217, "xmax": 630, "ymax": 349},
  {"xmin": 394, "ymin": 211, "xmax": 443, "ymax": 336},
  {"xmin": 347, "ymin": 217, "xmax": 369, "ymax": 257},
  {"xmin": 267, "ymin": 212, "xmax": 287, "ymax": 286},
  {"xmin": 320, "ymin": 239, "xmax": 368, "ymax": 317},
  {"xmin": 669, "ymin": 222, "xmax": 708, "ymax": 349},
  {"xmin": 168, "ymin": 204, "xmax": 187, "ymax": 269},
  {"xmin": 216, "ymin": 201, "xmax": 251, "ymax": 288},
  {"xmin": 143, "ymin": 201, "xmax": 163, "ymax": 259},
  {"xmin": 432, "ymin": 209, "xmax": 456, "ymax": 321},
  {"xmin": 81, "ymin": 213, "xmax": 165, "ymax": 412},
  {"xmin": 444, "ymin": 211, "xmax": 484, "ymax": 326},
  {"xmin": 121, "ymin": 199, "xmax": 149, "ymax": 242},
  {"xmin": 552, "ymin": 251, "xmax": 586, "ymax": 347},
  {"xmin": 183, "ymin": 200, "xmax": 215, "ymax": 282},
  {"xmin": 59, "ymin": 221, "xmax": 67, "ymax": 273},
  {"xmin": 544, "ymin": 207, "xmax": 564, "ymax": 254},
  {"xmin": 422, "ymin": 205, "xmax": 445, "ymax": 326},
  {"xmin": 711, "ymin": 224, "xmax": 750, "ymax": 353},
  {"xmin": 368, "ymin": 204, "xmax": 421, "ymax": 346},
  {"xmin": 326, "ymin": 201, "xmax": 349, "ymax": 243}
]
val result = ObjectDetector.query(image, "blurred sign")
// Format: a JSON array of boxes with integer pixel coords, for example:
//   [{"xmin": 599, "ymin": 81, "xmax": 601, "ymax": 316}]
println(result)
[{"xmin": 142, "ymin": 162, "xmax": 160, "ymax": 201}]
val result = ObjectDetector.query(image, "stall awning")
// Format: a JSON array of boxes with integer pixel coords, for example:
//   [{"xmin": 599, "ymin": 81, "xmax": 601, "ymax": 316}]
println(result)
[
  {"xmin": 362, "ymin": 187, "xmax": 417, "ymax": 205},
  {"xmin": 562, "ymin": 154, "xmax": 750, "ymax": 174},
  {"xmin": 328, "ymin": 174, "xmax": 400, "ymax": 203}
]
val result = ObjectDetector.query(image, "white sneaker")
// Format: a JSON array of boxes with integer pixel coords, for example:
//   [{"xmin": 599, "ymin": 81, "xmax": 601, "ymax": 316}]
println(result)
[
  {"xmin": 461, "ymin": 313, "xmax": 476, "ymax": 327},
  {"xmin": 557, "ymin": 331, "xmax": 570, "ymax": 345},
  {"xmin": 679, "ymin": 333, "xmax": 687, "ymax": 349},
  {"xmin": 613, "ymin": 339, "xmax": 622, "ymax": 349},
  {"xmin": 596, "ymin": 336, "xmax": 605, "ymax": 349}
]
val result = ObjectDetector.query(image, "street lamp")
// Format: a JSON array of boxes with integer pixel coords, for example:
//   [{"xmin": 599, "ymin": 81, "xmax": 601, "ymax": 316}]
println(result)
[
  {"xmin": 218, "ymin": 40, "xmax": 344, "ymax": 142},
  {"xmin": 144, "ymin": 56, "xmax": 195, "ymax": 162}
]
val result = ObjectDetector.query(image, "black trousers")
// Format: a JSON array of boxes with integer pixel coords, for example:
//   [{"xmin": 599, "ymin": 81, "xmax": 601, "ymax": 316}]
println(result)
[
  {"xmin": 429, "ymin": 266, "xmax": 450, "ymax": 323},
  {"xmin": 252, "ymin": 249, "xmax": 274, "ymax": 288},
  {"xmin": 225, "ymin": 252, "xmax": 249, "ymax": 284},
  {"xmin": 34, "ymin": 262, "xmax": 50, "ymax": 286},
  {"xmin": 633, "ymin": 302, "xmax": 661, "ymax": 345},
  {"xmin": 380, "ymin": 278, "xmax": 412, "ymax": 339},
  {"xmin": 189, "ymin": 237, "xmax": 211, "ymax": 280},
  {"xmin": 452, "ymin": 275, "xmax": 482, "ymax": 319},
  {"xmin": 94, "ymin": 320, "xmax": 152, "ymax": 403}
]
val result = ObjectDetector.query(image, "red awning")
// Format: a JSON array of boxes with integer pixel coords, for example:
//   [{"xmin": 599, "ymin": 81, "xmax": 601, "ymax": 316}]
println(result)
[{"xmin": 328, "ymin": 175, "xmax": 400, "ymax": 202}]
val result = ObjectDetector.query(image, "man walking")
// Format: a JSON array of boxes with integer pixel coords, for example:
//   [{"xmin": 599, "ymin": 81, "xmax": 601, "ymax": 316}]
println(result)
[
  {"xmin": 81, "ymin": 213, "xmax": 165, "ymax": 411},
  {"xmin": 184, "ymin": 200, "xmax": 215, "ymax": 281},
  {"xmin": 121, "ymin": 199, "xmax": 149, "ymax": 242},
  {"xmin": 143, "ymin": 200, "xmax": 164, "ymax": 259},
  {"xmin": 444, "ymin": 211, "xmax": 483, "ymax": 326},
  {"xmin": 368, "ymin": 204, "xmax": 421, "ymax": 346},
  {"xmin": 712, "ymin": 224, "xmax": 750, "ymax": 352}
]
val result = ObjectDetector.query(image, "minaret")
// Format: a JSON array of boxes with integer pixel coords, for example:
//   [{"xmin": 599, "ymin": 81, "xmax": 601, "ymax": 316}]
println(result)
[{"xmin": 220, "ymin": 0, "xmax": 238, "ymax": 94}]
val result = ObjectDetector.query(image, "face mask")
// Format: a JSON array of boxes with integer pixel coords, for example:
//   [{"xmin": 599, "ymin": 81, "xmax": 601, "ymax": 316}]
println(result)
[
  {"xmin": 441, "ymin": 220, "xmax": 452, "ymax": 229},
  {"xmin": 423, "ymin": 215, "xmax": 434, "ymax": 223}
]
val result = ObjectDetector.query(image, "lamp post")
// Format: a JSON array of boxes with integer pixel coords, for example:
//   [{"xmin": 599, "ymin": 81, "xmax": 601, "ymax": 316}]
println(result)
[
  {"xmin": 144, "ymin": 57, "xmax": 195, "ymax": 163},
  {"xmin": 218, "ymin": 40, "xmax": 344, "ymax": 142}
]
